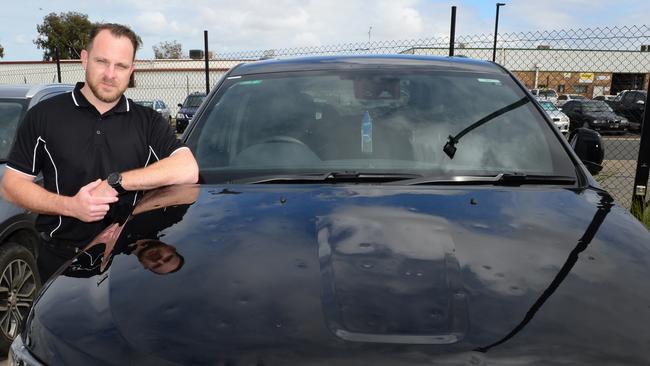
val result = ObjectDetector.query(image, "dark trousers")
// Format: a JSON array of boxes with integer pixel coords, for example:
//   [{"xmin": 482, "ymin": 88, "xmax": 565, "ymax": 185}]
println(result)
[{"xmin": 37, "ymin": 235, "xmax": 81, "ymax": 283}]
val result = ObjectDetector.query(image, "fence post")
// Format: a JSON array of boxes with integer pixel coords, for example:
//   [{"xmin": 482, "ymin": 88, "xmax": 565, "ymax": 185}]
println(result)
[
  {"xmin": 631, "ymin": 78, "xmax": 650, "ymax": 216},
  {"xmin": 204, "ymin": 30, "xmax": 210, "ymax": 94},
  {"xmin": 55, "ymin": 47, "xmax": 61, "ymax": 83},
  {"xmin": 449, "ymin": 6, "xmax": 456, "ymax": 57}
]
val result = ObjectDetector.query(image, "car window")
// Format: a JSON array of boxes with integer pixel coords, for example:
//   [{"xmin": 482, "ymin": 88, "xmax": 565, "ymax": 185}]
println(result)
[
  {"xmin": 539, "ymin": 101, "xmax": 557, "ymax": 111},
  {"xmin": 184, "ymin": 95, "xmax": 205, "ymax": 108},
  {"xmin": 634, "ymin": 92, "xmax": 646, "ymax": 102},
  {"xmin": 583, "ymin": 100, "xmax": 614, "ymax": 113},
  {"xmin": 188, "ymin": 70, "xmax": 575, "ymax": 182},
  {"xmin": 623, "ymin": 92, "xmax": 635, "ymax": 103},
  {"xmin": 540, "ymin": 90, "xmax": 557, "ymax": 98},
  {"xmin": 137, "ymin": 101, "xmax": 154, "ymax": 109},
  {"xmin": 0, "ymin": 100, "xmax": 27, "ymax": 160},
  {"xmin": 558, "ymin": 95, "xmax": 567, "ymax": 100}
]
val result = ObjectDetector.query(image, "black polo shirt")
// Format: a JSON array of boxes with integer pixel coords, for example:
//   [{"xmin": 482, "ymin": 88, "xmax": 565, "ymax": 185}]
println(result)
[{"xmin": 7, "ymin": 82, "xmax": 187, "ymax": 245}]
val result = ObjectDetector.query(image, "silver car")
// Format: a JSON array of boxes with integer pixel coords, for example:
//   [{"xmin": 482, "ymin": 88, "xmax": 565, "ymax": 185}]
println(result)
[
  {"xmin": 538, "ymin": 100, "xmax": 570, "ymax": 134},
  {"xmin": 134, "ymin": 99, "xmax": 171, "ymax": 122}
]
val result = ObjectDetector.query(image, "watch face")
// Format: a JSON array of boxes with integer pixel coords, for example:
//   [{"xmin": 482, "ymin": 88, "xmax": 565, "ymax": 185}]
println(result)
[{"xmin": 108, "ymin": 173, "xmax": 121, "ymax": 186}]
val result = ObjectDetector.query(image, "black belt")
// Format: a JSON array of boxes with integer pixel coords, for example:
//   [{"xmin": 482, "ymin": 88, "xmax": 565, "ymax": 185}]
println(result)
[{"xmin": 39, "ymin": 232, "xmax": 82, "ymax": 254}]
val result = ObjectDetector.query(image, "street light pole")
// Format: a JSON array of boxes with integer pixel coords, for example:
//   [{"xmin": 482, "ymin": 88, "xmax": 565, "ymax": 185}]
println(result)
[{"xmin": 492, "ymin": 3, "xmax": 506, "ymax": 62}]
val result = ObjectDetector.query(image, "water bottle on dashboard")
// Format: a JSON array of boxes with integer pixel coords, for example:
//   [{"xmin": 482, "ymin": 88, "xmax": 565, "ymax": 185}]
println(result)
[{"xmin": 361, "ymin": 110, "xmax": 373, "ymax": 154}]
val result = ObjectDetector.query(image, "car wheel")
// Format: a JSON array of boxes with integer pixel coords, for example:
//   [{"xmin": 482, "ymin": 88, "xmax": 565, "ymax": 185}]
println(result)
[{"xmin": 0, "ymin": 242, "xmax": 40, "ymax": 355}]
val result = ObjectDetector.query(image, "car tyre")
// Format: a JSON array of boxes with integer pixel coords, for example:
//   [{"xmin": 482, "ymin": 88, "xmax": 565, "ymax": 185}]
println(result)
[{"xmin": 0, "ymin": 242, "xmax": 40, "ymax": 355}]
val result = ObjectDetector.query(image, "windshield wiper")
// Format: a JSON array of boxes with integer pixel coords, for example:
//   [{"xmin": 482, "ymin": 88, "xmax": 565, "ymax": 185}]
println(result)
[
  {"xmin": 231, "ymin": 172, "xmax": 422, "ymax": 184},
  {"xmin": 397, "ymin": 173, "xmax": 576, "ymax": 186},
  {"xmin": 443, "ymin": 97, "xmax": 531, "ymax": 159}
]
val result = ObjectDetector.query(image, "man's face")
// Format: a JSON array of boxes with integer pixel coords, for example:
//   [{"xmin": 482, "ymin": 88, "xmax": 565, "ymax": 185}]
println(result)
[
  {"xmin": 81, "ymin": 30, "xmax": 134, "ymax": 103},
  {"xmin": 137, "ymin": 243, "xmax": 181, "ymax": 274}
]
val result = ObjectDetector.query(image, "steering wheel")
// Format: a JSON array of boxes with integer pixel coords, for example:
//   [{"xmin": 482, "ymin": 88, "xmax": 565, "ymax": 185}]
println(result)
[{"xmin": 261, "ymin": 135, "xmax": 308, "ymax": 147}]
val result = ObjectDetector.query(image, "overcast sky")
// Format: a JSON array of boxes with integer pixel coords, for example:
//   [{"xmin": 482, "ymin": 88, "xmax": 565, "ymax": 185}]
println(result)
[{"xmin": 0, "ymin": 0, "xmax": 648, "ymax": 61}]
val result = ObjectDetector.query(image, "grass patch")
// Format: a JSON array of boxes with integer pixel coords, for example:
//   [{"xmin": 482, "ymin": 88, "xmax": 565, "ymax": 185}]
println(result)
[{"xmin": 630, "ymin": 200, "xmax": 650, "ymax": 229}]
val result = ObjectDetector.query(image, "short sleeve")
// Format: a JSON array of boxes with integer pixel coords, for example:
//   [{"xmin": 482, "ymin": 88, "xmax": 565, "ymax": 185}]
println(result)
[
  {"xmin": 148, "ymin": 113, "xmax": 186, "ymax": 160},
  {"xmin": 7, "ymin": 107, "xmax": 44, "ymax": 177}
]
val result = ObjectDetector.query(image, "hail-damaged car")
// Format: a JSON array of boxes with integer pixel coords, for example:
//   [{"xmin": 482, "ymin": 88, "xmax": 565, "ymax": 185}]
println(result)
[{"xmin": 10, "ymin": 56, "xmax": 650, "ymax": 365}]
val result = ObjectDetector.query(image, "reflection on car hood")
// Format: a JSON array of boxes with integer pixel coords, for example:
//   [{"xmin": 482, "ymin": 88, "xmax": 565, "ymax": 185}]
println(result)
[{"xmin": 26, "ymin": 185, "xmax": 650, "ymax": 365}]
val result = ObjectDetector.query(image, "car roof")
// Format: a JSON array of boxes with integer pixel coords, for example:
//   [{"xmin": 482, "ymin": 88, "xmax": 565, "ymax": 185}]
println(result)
[
  {"xmin": 0, "ymin": 83, "xmax": 74, "ymax": 99},
  {"xmin": 229, "ymin": 54, "xmax": 505, "ymax": 76}
]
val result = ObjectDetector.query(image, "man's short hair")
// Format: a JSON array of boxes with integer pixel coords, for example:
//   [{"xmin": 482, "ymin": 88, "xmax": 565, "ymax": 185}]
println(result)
[{"xmin": 86, "ymin": 23, "xmax": 140, "ymax": 59}]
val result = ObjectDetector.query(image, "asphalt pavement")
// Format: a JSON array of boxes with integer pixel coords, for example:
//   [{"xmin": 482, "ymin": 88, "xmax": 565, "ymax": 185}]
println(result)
[{"xmin": 598, "ymin": 134, "xmax": 642, "ymax": 208}]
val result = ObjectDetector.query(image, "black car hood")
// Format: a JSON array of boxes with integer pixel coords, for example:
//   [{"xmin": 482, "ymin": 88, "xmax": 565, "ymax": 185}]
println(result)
[{"xmin": 25, "ymin": 184, "xmax": 650, "ymax": 365}]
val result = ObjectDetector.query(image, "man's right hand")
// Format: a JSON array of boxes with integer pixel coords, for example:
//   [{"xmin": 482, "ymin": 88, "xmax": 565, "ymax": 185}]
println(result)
[{"xmin": 66, "ymin": 179, "xmax": 119, "ymax": 222}]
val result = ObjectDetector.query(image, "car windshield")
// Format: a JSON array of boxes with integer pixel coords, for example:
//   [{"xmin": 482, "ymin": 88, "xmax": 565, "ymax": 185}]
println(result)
[
  {"xmin": 583, "ymin": 101, "xmax": 614, "ymax": 113},
  {"xmin": 136, "ymin": 101, "xmax": 154, "ymax": 108},
  {"xmin": 188, "ymin": 69, "xmax": 575, "ymax": 183},
  {"xmin": 539, "ymin": 90, "xmax": 557, "ymax": 98},
  {"xmin": 184, "ymin": 95, "xmax": 205, "ymax": 108},
  {"xmin": 571, "ymin": 95, "xmax": 586, "ymax": 100},
  {"xmin": 539, "ymin": 101, "xmax": 558, "ymax": 111},
  {"xmin": 0, "ymin": 100, "xmax": 27, "ymax": 161}
]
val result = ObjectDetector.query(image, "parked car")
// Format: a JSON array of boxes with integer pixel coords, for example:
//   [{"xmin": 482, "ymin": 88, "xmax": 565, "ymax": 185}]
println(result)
[
  {"xmin": 0, "ymin": 83, "xmax": 74, "ymax": 354},
  {"xmin": 529, "ymin": 88, "xmax": 558, "ymax": 104},
  {"xmin": 562, "ymin": 99, "xmax": 629, "ymax": 134},
  {"xmin": 593, "ymin": 94, "xmax": 616, "ymax": 102},
  {"xmin": 537, "ymin": 100, "xmax": 570, "ymax": 134},
  {"xmin": 556, "ymin": 93, "xmax": 586, "ymax": 108},
  {"xmin": 175, "ymin": 92, "xmax": 206, "ymax": 134},
  {"xmin": 10, "ymin": 56, "xmax": 650, "ymax": 365},
  {"xmin": 608, "ymin": 90, "xmax": 646, "ymax": 132},
  {"xmin": 134, "ymin": 99, "xmax": 171, "ymax": 122}
]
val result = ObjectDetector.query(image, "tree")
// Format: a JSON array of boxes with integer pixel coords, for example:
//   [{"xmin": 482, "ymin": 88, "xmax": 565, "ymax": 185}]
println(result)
[
  {"xmin": 153, "ymin": 40, "xmax": 183, "ymax": 59},
  {"xmin": 0, "ymin": 43, "xmax": 4, "ymax": 58},
  {"xmin": 34, "ymin": 12, "xmax": 93, "ymax": 60}
]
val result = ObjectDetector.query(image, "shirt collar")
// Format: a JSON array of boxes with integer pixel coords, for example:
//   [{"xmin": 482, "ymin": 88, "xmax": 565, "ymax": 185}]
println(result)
[{"xmin": 71, "ymin": 82, "xmax": 130, "ymax": 114}]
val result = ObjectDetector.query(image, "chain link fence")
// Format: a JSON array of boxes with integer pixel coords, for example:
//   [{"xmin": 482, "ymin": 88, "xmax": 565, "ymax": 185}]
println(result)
[{"xmin": 1, "ymin": 25, "xmax": 648, "ymax": 208}]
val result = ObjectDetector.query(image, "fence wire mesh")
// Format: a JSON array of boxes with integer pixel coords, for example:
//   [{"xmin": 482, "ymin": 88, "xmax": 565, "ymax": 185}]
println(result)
[{"xmin": 1, "ymin": 25, "xmax": 648, "ymax": 208}]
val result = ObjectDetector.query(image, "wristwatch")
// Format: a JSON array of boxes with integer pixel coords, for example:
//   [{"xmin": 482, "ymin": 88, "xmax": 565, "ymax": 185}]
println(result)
[{"xmin": 107, "ymin": 172, "xmax": 127, "ymax": 195}]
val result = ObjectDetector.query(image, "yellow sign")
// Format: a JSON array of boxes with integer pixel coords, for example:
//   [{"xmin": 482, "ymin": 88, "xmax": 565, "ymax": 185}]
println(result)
[{"xmin": 578, "ymin": 73, "xmax": 594, "ymax": 83}]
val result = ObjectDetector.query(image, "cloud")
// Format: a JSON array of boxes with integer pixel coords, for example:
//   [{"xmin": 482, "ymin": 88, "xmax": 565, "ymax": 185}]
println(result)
[
  {"xmin": 13, "ymin": 35, "xmax": 29, "ymax": 44},
  {"xmin": 135, "ymin": 11, "xmax": 199, "ymax": 37}
]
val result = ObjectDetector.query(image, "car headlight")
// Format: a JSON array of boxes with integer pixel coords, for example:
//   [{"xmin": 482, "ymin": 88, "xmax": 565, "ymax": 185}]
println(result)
[
  {"xmin": 8, "ymin": 336, "xmax": 44, "ymax": 366},
  {"xmin": 593, "ymin": 119, "xmax": 604, "ymax": 124},
  {"xmin": 176, "ymin": 113, "xmax": 187, "ymax": 119}
]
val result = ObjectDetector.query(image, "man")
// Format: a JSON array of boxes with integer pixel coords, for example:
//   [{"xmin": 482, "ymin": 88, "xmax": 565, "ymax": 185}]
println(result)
[{"xmin": 0, "ymin": 23, "xmax": 199, "ymax": 281}]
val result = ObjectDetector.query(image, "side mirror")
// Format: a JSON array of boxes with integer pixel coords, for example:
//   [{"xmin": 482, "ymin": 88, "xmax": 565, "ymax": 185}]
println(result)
[
  {"xmin": 178, "ymin": 103, "xmax": 183, "ymax": 108},
  {"xmin": 570, "ymin": 128, "xmax": 604, "ymax": 175}
]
